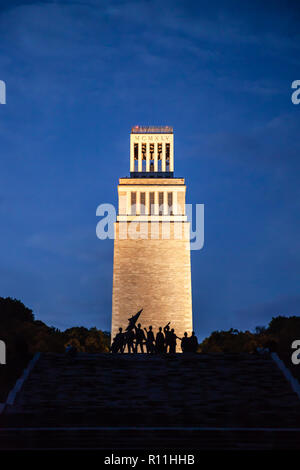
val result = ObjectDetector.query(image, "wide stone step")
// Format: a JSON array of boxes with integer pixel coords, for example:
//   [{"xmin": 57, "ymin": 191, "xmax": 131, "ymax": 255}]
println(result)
[
  {"xmin": 2, "ymin": 352, "xmax": 300, "ymax": 448},
  {"xmin": 1, "ymin": 427, "xmax": 300, "ymax": 450}
]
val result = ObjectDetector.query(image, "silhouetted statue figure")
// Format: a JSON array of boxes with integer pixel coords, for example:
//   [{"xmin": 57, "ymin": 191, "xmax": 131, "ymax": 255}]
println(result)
[
  {"xmin": 124, "ymin": 328, "xmax": 135, "ymax": 353},
  {"xmin": 126, "ymin": 309, "xmax": 143, "ymax": 332},
  {"xmin": 155, "ymin": 327, "xmax": 165, "ymax": 353},
  {"xmin": 180, "ymin": 332, "xmax": 189, "ymax": 353},
  {"xmin": 164, "ymin": 322, "xmax": 171, "ymax": 353},
  {"xmin": 169, "ymin": 328, "xmax": 179, "ymax": 354},
  {"xmin": 135, "ymin": 323, "xmax": 146, "ymax": 353},
  {"xmin": 144, "ymin": 325, "xmax": 155, "ymax": 354},
  {"xmin": 110, "ymin": 338, "xmax": 116, "ymax": 353},
  {"xmin": 189, "ymin": 331, "xmax": 198, "ymax": 353},
  {"xmin": 118, "ymin": 308, "xmax": 143, "ymax": 353},
  {"xmin": 115, "ymin": 327, "xmax": 125, "ymax": 353}
]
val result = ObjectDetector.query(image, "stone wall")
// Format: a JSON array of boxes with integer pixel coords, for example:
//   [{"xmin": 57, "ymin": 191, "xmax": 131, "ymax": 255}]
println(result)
[{"xmin": 111, "ymin": 222, "xmax": 193, "ymax": 342}]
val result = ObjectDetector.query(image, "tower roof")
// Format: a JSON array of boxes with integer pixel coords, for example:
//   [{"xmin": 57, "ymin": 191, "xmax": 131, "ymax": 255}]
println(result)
[{"xmin": 131, "ymin": 126, "xmax": 173, "ymax": 134}]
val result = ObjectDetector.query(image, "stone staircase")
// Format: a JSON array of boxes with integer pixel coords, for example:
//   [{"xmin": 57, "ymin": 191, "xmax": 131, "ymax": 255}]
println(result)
[{"xmin": 1, "ymin": 353, "xmax": 300, "ymax": 449}]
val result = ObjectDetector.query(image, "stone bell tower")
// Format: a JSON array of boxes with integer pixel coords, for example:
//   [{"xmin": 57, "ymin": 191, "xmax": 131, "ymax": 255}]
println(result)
[{"xmin": 111, "ymin": 126, "xmax": 193, "ymax": 342}]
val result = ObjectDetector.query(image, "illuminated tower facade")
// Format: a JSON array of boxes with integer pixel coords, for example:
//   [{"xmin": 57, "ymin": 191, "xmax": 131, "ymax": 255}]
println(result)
[{"xmin": 111, "ymin": 126, "xmax": 193, "ymax": 343}]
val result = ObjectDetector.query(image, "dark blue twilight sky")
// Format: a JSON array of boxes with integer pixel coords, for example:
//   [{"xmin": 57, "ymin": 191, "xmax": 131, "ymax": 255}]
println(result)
[{"xmin": 0, "ymin": 0, "xmax": 299, "ymax": 339}]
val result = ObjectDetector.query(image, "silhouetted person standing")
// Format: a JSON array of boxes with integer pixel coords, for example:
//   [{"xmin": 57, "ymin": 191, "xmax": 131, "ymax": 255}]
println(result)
[
  {"xmin": 156, "ymin": 327, "xmax": 165, "ymax": 353},
  {"xmin": 164, "ymin": 322, "xmax": 171, "ymax": 353},
  {"xmin": 189, "ymin": 331, "xmax": 198, "ymax": 353},
  {"xmin": 135, "ymin": 323, "xmax": 146, "ymax": 353},
  {"xmin": 144, "ymin": 326, "xmax": 155, "ymax": 354}
]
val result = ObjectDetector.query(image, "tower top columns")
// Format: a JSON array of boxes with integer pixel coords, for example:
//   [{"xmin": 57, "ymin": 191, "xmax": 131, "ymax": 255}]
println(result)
[{"xmin": 130, "ymin": 126, "xmax": 174, "ymax": 178}]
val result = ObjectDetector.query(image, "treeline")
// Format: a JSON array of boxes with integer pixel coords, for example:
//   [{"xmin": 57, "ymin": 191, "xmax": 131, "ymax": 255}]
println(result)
[
  {"xmin": 0, "ymin": 297, "xmax": 110, "ymax": 355},
  {"xmin": 0, "ymin": 297, "xmax": 110, "ymax": 401},
  {"xmin": 199, "ymin": 316, "xmax": 300, "ymax": 381},
  {"xmin": 199, "ymin": 316, "xmax": 300, "ymax": 355}
]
